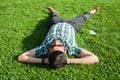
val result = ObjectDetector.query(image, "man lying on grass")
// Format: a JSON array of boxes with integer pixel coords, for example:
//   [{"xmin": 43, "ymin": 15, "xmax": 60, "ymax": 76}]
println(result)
[{"xmin": 18, "ymin": 6, "xmax": 99, "ymax": 68}]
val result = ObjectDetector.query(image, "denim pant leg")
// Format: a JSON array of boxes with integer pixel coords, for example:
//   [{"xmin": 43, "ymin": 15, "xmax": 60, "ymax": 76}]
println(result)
[
  {"xmin": 50, "ymin": 12, "xmax": 92, "ymax": 32},
  {"xmin": 68, "ymin": 12, "xmax": 92, "ymax": 32},
  {"xmin": 50, "ymin": 12, "xmax": 63, "ymax": 25}
]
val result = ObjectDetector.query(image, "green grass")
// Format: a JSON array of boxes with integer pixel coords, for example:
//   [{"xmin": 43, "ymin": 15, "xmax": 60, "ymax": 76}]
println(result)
[{"xmin": 0, "ymin": 0, "xmax": 120, "ymax": 80}]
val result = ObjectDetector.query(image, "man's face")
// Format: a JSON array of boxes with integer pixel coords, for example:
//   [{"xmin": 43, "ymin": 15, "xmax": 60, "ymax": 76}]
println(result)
[{"xmin": 49, "ymin": 40, "xmax": 65, "ymax": 54}]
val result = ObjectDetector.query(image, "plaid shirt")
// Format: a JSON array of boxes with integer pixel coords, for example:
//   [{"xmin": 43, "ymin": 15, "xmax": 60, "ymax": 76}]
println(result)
[{"xmin": 35, "ymin": 22, "xmax": 81, "ymax": 57}]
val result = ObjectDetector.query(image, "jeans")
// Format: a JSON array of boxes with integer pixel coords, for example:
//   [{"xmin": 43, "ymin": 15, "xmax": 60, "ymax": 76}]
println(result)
[{"xmin": 50, "ymin": 12, "xmax": 92, "ymax": 32}]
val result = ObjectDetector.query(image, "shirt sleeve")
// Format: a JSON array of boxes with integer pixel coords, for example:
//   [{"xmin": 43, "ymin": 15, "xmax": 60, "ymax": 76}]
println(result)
[
  {"xmin": 68, "ymin": 46, "xmax": 81, "ymax": 57},
  {"xmin": 35, "ymin": 45, "xmax": 48, "ymax": 58},
  {"xmin": 74, "ymin": 47, "xmax": 81, "ymax": 57}
]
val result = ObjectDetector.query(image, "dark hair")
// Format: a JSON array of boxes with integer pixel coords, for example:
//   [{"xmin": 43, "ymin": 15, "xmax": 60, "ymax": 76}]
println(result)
[{"xmin": 48, "ymin": 51, "xmax": 67, "ymax": 68}]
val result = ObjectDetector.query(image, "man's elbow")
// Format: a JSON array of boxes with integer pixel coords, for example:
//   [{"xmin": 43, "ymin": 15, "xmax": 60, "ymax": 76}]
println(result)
[
  {"xmin": 18, "ymin": 55, "xmax": 28, "ymax": 62},
  {"xmin": 93, "ymin": 55, "xmax": 99, "ymax": 64}
]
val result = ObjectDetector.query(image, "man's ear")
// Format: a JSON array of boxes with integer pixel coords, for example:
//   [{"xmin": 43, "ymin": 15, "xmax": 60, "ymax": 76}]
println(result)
[
  {"xmin": 45, "ymin": 58, "xmax": 49, "ymax": 64},
  {"xmin": 64, "ymin": 47, "xmax": 68, "ymax": 54},
  {"xmin": 48, "ymin": 48, "xmax": 52, "ymax": 55}
]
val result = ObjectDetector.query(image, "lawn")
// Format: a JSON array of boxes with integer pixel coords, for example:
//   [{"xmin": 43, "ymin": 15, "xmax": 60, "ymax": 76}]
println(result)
[{"xmin": 0, "ymin": 0, "xmax": 120, "ymax": 80}]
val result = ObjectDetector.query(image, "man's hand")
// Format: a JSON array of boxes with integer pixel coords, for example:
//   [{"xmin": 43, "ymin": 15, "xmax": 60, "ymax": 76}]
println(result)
[{"xmin": 45, "ymin": 58, "xmax": 49, "ymax": 64}]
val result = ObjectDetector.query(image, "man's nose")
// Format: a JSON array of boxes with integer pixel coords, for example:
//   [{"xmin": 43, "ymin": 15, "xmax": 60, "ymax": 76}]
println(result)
[
  {"xmin": 56, "ymin": 41, "xmax": 59, "ymax": 45},
  {"xmin": 53, "ymin": 40, "xmax": 57, "ymax": 43}
]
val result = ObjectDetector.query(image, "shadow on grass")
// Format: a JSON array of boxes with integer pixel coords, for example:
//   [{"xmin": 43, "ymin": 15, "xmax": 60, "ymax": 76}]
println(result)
[
  {"xmin": 22, "ymin": 15, "xmax": 51, "ymax": 51},
  {"xmin": 14, "ymin": 13, "xmax": 55, "ymax": 69}
]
